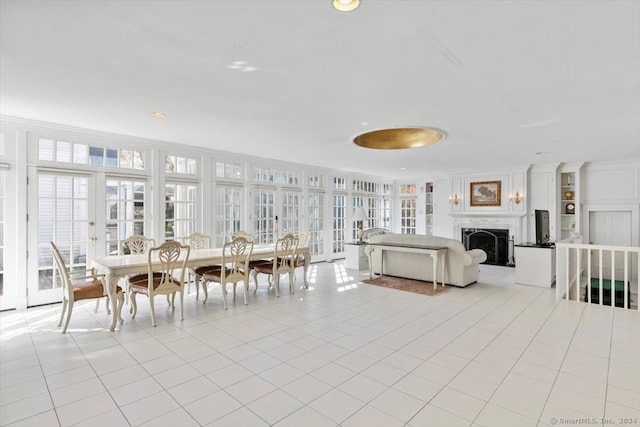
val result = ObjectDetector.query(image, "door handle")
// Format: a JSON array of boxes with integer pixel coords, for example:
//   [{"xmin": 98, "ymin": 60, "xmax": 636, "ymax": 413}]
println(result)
[{"xmin": 88, "ymin": 237, "xmax": 98, "ymax": 242}]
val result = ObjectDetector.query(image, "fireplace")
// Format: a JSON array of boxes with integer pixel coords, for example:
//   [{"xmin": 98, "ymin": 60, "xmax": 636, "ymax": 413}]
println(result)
[{"xmin": 462, "ymin": 228, "xmax": 509, "ymax": 266}]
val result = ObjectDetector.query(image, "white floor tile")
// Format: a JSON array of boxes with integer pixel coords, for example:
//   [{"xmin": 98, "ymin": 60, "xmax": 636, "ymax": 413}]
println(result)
[
  {"xmin": 307, "ymin": 388, "xmax": 365, "ymax": 424},
  {"xmin": 205, "ymin": 406, "xmax": 268, "ymax": 427},
  {"xmin": 225, "ymin": 375, "xmax": 277, "ymax": 405},
  {"xmin": 369, "ymin": 387, "xmax": 427, "ymax": 422},
  {"xmin": 246, "ymin": 389, "xmax": 305, "ymax": 425},
  {"xmin": 2, "ymin": 262, "xmax": 639, "ymax": 427},
  {"xmin": 273, "ymin": 405, "xmax": 337, "ymax": 427},
  {"xmin": 430, "ymin": 387, "xmax": 486, "ymax": 422},
  {"xmin": 408, "ymin": 403, "xmax": 473, "ymax": 427},
  {"xmin": 342, "ymin": 404, "xmax": 405, "ymax": 427},
  {"xmin": 475, "ymin": 403, "xmax": 538, "ymax": 427},
  {"xmin": 0, "ymin": 392, "xmax": 54, "ymax": 426},
  {"xmin": 280, "ymin": 374, "xmax": 333, "ymax": 404},
  {"xmin": 120, "ymin": 391, "xmax": 181, "ymax": 426},
  {"xmin": 184, "ymin": 390, "xmax": 242, "ymax": 426},
  {"xmin": 3, "ymin": 409, "xmax": 60, "ymax": 427},
  {"xmin": 138, "ymin": 408, "xmax": 199, "ymax": 427},
  {"xmin": 56, "ymin": 391, "xmax": 119, "ymax": 427}
]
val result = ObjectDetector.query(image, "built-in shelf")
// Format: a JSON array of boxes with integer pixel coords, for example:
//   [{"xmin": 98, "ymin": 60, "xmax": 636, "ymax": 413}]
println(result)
[
  {"xmin": 425, "ymin": 182, "xmax": 434, "ymax": 236},
  {"xmin": 559, "ymin": 171, "xmax": 579, "ymax": 240}
]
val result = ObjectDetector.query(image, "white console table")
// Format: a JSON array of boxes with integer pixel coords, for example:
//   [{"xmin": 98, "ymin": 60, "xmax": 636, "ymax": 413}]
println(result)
[
  {"xmin": 514, "ymin": 244, "xmax": 556, "ymax": 287},
  {"xmin": 365, "ymin": 242, "xmax": 447, "ymax": 289},
  {"xmin": 345, "ymin": 242, "xmax": 368, "ymax": 270}
]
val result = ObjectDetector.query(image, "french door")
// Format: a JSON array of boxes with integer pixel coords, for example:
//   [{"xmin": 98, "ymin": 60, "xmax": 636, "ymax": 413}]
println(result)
[
  {"xmin": 307, "ymin": 191, "xmax": 325, "ymax": 261},
  {"xmin": 332, "ymin": 193, "xmax": 346, "ymax": 257},
  {"xmin": 27, "ymin": 168, "xmax": 97, "ymax": 306}
]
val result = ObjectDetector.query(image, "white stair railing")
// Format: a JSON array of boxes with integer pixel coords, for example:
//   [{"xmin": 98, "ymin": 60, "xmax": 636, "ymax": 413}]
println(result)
[{"xmin": 555, "ymin": 239, "xmax": 639, "ymax": 311}]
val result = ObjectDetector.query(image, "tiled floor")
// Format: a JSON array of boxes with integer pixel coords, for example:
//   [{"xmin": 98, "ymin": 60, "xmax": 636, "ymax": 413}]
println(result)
[{"xmin": 1, "ymin": 262, "xmax": 639, "ymax": 427}]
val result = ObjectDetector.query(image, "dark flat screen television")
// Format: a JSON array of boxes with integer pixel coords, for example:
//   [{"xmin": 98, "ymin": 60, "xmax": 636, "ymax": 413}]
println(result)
[{"xmin": 535, "ymin": 209, "xmax": 551, "ymax": 245}]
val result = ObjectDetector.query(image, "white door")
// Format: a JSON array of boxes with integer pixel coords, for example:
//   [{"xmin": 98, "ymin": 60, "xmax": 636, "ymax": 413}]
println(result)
[
  {"xmin": 27, "ymin": 168, "xmax": 97, "ymax": 306},
  {"xmin": 589, "ymin": 211, "xmax": 632, "ymax": 279}
]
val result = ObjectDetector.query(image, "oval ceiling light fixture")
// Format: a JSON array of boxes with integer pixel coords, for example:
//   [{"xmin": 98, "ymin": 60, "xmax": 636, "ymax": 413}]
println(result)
[
  {"xmin": 354, "ymin": 127, "xmax": 446, "ymax": 150},
  {"xmin": 151, "ymin": 112, "xmax": 167, "ymax": 118},
  {"xmin": 333, "ymin": 0, "xmax": 360, "ymax": 12}
]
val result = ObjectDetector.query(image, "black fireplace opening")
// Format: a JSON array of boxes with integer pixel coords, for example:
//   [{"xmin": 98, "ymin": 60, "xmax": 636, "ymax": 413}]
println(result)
[{"xmin": 462, "ymin": 228, "xmax": 509, "ymax": 266}]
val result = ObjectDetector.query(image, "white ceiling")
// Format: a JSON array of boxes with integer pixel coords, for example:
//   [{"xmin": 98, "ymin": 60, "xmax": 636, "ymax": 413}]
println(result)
[{"xmin": 1, "ymin": 0, "xmax": 639, "ymax": 178}]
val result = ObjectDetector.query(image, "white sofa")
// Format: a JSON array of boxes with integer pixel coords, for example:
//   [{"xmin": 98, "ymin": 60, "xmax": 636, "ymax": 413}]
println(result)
[{"xmin": 367, "ymin": 234, "xmax": 487, "ymax": 287}]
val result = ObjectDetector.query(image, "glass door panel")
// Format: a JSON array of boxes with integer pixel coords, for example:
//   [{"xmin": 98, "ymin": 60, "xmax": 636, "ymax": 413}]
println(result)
[
  {"xmin": 307, "ymin": 192, "xmax": 324, "ymax": 260},
  {"xmin": 27, "ymin": 169, "xmax": 96, "ymax": 306},
  {"xmin": 332, "ymin": 194, "xmax": 346, "ymax": 256},
  {"xmin": 253, "ymin": 187, "xmax": 275, "ymax": 244}
]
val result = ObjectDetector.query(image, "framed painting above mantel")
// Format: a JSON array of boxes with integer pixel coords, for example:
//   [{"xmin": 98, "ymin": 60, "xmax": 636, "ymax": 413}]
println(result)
[{"xmin": 470, "ymin": 180, "xmax": 501, "ymax": 207}]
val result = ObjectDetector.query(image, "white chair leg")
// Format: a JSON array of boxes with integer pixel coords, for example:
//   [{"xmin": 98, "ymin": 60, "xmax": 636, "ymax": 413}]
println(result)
[
  {"xmin": 252, "ymin": 269, "xmax": 259, "ymax": 293},
  {"xmin": 202, "ymin": 280, "xmax": 209, "ymax": 303},
  {"xmin": 222, "ymin": 282, "xmax": 228, "ymax": 310},
  {"xmin": 94, "ymin": 298, "xmax": 100, "ymax": 313},
  {"xmin": 289, "ymin": 271, "xmax": 295, "ymax": 294},
  {"xmin": 274, "ymin": 274, "xmax": 280, "ymax": 297},
  {"xmin": 149, "ymin": 295, "xmax": 157, "ymax": 327},
  {"xmin": 116, "ymin": 291, "xmax": 125, "ymax": 324},
  {"xmin": 58, "ymin": 298, "xmax": 68, "ymax": 327},
  {"xmin": 243, "ymin": 281, "xmax": 248, "ymax": 305},
  {"xmin": 130, "ymin": 292, "xmax": 138, "ymax": 319},
  {"xmin": 179, "ymin": 290, "xmax": 184, "ymax": 321},
  {"xmin": 62, "ymin": 300, "xmax": 74, "ymax": 333}
]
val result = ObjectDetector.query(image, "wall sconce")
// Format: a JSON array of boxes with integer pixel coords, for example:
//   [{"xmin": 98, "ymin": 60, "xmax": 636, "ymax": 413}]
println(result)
[
  {"xmin": 449, "ymin": 194, "xmax": 460, "ymax": 205},
  {"xmin": 509, "ymin": 192, "xmax": 523, "ymax": 204}
]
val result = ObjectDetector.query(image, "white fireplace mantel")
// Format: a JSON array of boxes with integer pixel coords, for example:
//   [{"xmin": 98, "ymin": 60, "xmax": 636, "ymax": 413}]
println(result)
[
  {"xmin": 449, "ymin": 212, "xmax": 527, "ymax": 218},
  {"xmin": 450, "ymin": 212, "xmax": 527, "ymax": 243}
]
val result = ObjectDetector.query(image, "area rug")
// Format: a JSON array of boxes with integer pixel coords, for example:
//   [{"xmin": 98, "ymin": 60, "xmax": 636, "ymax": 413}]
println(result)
[{"xmin": 361, "ymin": 276, "xmax": 450, "ymax": 296}]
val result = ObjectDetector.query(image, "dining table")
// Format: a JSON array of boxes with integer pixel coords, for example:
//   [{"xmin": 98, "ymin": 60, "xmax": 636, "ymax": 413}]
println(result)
[{"xmin": 92, "ymin": 244, "xmax": 310, "ymax": 332}]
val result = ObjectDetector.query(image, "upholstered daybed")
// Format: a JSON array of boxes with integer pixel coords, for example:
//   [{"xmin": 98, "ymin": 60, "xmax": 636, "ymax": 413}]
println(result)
[{"xmin": 366, "ymin": 233, "xmax": 487, "ymax": 287}]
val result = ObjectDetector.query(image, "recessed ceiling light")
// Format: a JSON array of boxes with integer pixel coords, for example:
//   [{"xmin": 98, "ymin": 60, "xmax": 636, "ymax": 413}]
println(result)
[
  {"xmin": 151, "ymin": 112, "xmax": 166, "ymax": 118},
  {"xmin": 361, "ymin": 121, "xmax": 368, "ymax": 126},
  {"xmin": 241, "ymin": 66, "xmax": 258, "ymax": 72},
  {"xmin": 333, "ymin": 0, "xmax": 360, "ymax": 12},
  {"xmin": 400, "ymin": 167, "xmax": 407, "ymax": 170}
]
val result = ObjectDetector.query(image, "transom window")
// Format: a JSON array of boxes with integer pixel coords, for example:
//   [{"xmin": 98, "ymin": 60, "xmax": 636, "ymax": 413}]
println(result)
[
  {"xmin": 215, "ymin": 161, "xmax": 242, "ymax": 180},
  {"xmin": 253, "ymin": 167, "xmax": 300, "ymax": 186},
  {"xmin": 400, "ymin": 184, "xmax": 417, "ymax": 194},
  {"xmin": 38, "ymin": 138, "xmax": 144, "ymax": 169},
  {"xmin": 333, "ymin": 177, "xmax": 346, "ymax": 190},
  {"xmin": 165, "ymin": 155, "xmax": 197, "ymax": 175},
  {"xmin": 308, "ymin": 175, "xmax": 323, "ymax": 188},
  {"xmin": 353, "ymin": 179, "xmax": 379, "ymax": 193}
]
